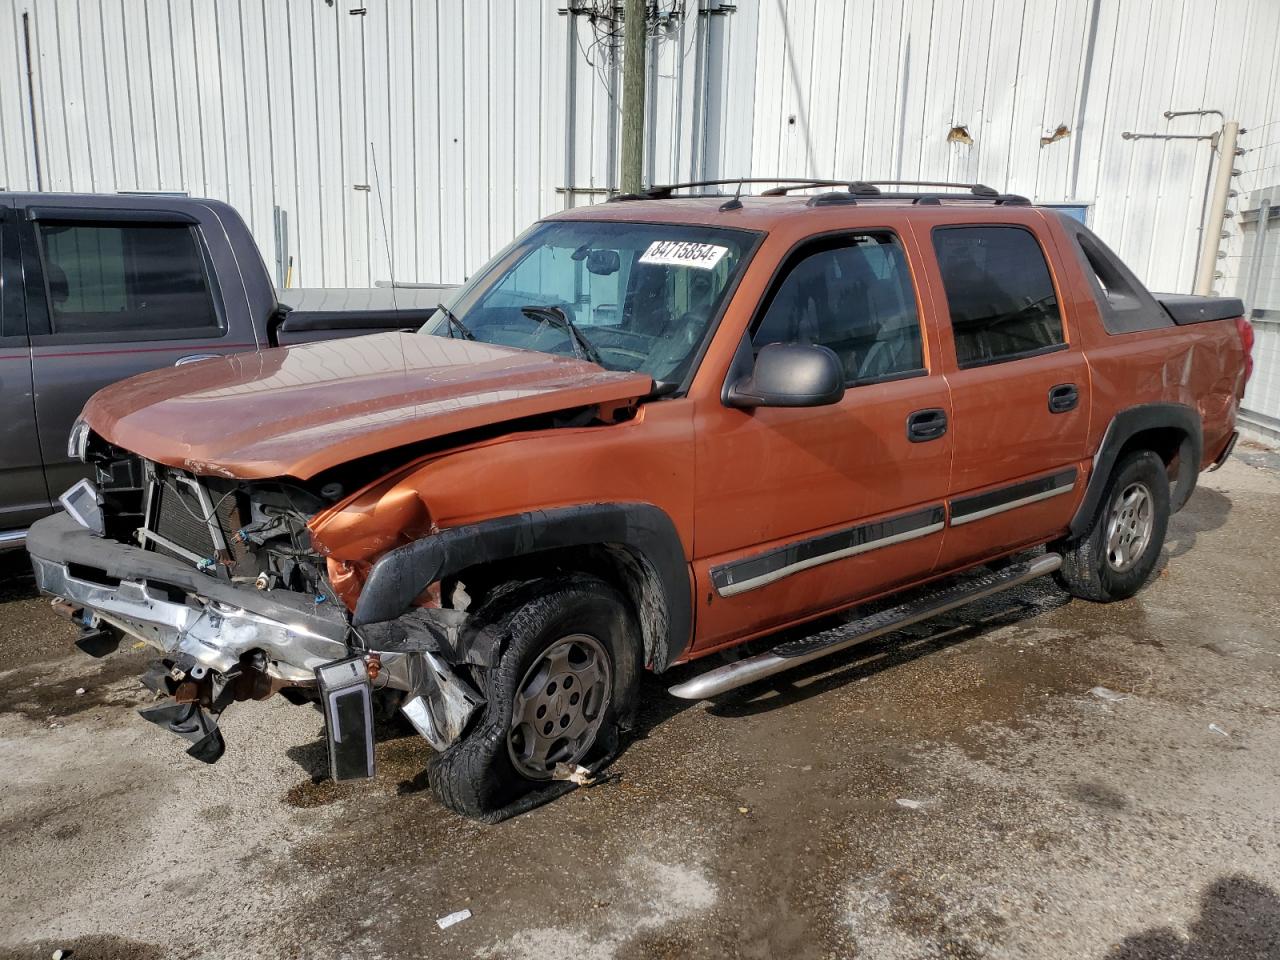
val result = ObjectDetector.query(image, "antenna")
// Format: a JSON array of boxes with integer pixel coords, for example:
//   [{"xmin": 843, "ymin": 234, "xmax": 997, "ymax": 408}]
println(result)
[
  {"xmin": 719, "ymin": 179, "xmax": 745, "ymax": 212},
  {"xmin": 370, "ymin": 142, "xmax": 398, "ymax": 311}
]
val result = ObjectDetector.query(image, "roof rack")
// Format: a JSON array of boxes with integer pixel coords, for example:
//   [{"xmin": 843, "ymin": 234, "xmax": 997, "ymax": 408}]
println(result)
[
  {"xmin": 611, "ymin": 178, "xmax": 835, "ymax": 201},
  {"xmin": 610, "ymin": 178, "xmax": 1031, "ymax": 207}
]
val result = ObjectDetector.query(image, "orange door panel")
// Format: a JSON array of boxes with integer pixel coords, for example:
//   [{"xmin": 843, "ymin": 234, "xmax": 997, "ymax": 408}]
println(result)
[
  {"xmin": 937, "ymin": 350, "xmax": 1092, "ymax": 569},
  {"xmin": 915, "ymin": 219, "xmax": 1093, "ymax": 570},
  {"xmin": 690, "ymin": 374, "xmax": 952, "ymax": 654}
]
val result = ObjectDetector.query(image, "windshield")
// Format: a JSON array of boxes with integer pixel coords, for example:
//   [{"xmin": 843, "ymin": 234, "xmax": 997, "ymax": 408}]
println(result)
[{"xmin": 420, "ymin": 220, "xmax": 755, "ymax": 385}]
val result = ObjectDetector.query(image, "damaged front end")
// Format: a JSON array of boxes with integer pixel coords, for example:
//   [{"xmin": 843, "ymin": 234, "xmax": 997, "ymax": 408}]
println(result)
[{"xmin": 28, "ymin": 439, "xmax": 488, "ymax": 781}]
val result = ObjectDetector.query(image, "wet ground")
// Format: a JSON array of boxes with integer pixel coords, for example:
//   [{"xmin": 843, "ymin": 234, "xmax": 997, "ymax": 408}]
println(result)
[{"xmin": 2, "ymin": 452, "xmax": 1279, "ymax": 960}]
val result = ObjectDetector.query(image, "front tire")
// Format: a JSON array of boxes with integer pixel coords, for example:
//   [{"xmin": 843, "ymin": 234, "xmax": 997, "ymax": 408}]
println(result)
[
  {"xmin": 428, "ymin": 575, "xmax": 640, "ymax": 821},
  {"xmin": 1053, "ymin": 449, "xmax": 1170, "ymax": 602}
]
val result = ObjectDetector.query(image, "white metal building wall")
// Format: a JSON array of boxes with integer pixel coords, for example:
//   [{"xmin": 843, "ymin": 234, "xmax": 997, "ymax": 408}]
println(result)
[
  {"xmin": 1238, "ymin": 187, "xmax": 1280, "ymax": 440},
  {"xmin": 1, "ymin": 0, "xmax": 1278, "ymax": 296}
]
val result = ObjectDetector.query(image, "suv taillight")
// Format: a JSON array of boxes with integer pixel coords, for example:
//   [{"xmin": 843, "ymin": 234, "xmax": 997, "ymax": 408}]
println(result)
[{"xmin": 1235, "ymin": 317, "xmax": 1254, "ymax": 383}]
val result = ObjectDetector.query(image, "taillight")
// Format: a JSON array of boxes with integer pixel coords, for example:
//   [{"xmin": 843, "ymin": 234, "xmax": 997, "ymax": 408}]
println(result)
[{"xmin": 1235, "ymin": 317, "xmax": 1254, "ymax": 383}]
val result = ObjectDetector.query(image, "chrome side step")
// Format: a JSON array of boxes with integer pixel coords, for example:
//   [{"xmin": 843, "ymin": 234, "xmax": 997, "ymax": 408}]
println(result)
[{"xmin": 668, "ymin": 553, "xmax": 1062, "ymax": 700}]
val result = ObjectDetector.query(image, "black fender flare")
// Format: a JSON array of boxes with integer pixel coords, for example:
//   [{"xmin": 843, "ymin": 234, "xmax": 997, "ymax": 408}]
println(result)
[
  {"xmin": 351, "ymin": 503, "xmax": 693, "ymax": 670},
  {"xmin": 1069, "ymin": 402, "xmax": 1202, "ymax": 538}
]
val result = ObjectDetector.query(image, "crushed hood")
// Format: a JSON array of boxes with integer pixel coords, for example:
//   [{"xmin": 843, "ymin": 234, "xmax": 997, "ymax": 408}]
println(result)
[{"xmin": 82, "ymin": 333, "xmax": 653, "ymax": 479}]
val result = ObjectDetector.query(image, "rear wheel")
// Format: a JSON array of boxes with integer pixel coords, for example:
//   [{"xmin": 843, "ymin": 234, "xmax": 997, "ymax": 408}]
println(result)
[
  {"xmin": 429, "ymin": 575, "xmax": 640, "ymax": 821},
  {"xmin": 1053, "ymin": 449, "xmax": 1170, "ymax": 602}
]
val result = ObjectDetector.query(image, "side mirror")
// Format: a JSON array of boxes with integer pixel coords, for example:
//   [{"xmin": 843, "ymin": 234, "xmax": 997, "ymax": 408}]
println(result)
[{"xmin": 726, "ymin": 342, "xmax": 846, "ymax": 409}]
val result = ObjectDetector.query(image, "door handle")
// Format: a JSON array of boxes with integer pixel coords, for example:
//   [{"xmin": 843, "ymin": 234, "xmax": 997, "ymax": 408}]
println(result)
[
  {"xmin": 1048, "ymin": 383, "xmax": 1079, "ymax": 413},
  {"xmin": 175, "ymin": 353, "xmax": 221, "ymax": 367},
  {"xmin": 907, "ymin": 407, "xmax": 948, "ymax": 442}
]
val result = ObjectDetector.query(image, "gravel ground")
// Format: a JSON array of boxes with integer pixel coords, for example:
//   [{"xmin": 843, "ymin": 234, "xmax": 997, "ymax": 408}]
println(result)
[{"xmin": 1, "ymin": 452, "xmax": 1278, "ymax": 960}]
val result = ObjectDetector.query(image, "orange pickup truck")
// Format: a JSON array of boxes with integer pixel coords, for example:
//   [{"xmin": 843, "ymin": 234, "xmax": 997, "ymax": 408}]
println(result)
[{"xmin": 26, "ymin": 179, "xmax": 1252, "ymax": 820}]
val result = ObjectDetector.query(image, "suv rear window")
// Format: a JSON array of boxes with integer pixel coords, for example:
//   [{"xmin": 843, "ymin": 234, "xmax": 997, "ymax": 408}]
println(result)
[
  {"xmin": 932, "ymin": 226, "xmax": 1065, "ymax": 367},
  {"xmin": 36, "ymin": 222, "xmax": 220, "ymax": 339}
]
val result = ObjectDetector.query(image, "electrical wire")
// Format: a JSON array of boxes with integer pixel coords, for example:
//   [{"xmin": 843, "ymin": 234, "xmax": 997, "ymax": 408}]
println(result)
[
  {"xmin": 1242, "ymin": 118, "xmax": 1280, "ymax": 137},
  {"xmin": 569, "ymin": 1, "xmax": 691, "ymax": 112}
]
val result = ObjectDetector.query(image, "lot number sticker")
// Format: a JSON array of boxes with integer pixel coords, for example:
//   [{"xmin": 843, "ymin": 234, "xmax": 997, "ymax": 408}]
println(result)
[{"xmin": 639, "ymin": 240, "xmax": 729, "ymax": 270}]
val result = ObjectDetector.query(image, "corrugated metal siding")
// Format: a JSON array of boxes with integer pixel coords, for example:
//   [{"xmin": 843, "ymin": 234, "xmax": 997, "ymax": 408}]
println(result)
[
  {"xmin": 1239, "ymin": 190, "xmax": 1280, "ymax": 440},
  {"xmin": 1, "ymin": 0, "xmax": 1278, "ymax": 296},
  {"xmin": 0, "ymin": 0, "xmax": 572, "ymax": 289}
]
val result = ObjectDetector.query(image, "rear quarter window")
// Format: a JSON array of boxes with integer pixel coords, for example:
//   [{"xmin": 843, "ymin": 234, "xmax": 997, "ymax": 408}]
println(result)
[{"xmin": 1061, "ymin": 218, "xmax": 1172, "ymax": 335}]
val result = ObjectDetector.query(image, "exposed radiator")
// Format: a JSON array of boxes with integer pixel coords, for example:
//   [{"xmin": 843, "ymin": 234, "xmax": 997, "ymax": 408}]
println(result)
[{"xmin": 145, "ymin": 474, "xmax": 247, "ymax": 572}]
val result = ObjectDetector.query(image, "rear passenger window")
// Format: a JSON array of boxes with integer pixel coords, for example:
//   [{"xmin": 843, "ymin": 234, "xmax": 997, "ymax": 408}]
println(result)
[
  {"xmin": 753, "ymin": 233, "xmax": 924, "ymax": 384},
  {"xmin": 36, "ymin": 222, "xmax": 220, "ymax": 339},
  {"xmin": 932, "ymin": 226, "xmax": 1064, "ymax": 367}
]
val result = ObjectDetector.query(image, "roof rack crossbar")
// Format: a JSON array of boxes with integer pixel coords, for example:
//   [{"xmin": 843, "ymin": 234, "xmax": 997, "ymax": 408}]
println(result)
[
  {"xmin": 609, "ymin": 177, "xmax": 1030, "ymax": 206},
  {"xmin": 610, "ymin": 177, "xmax": 863, "ymax": 201},
  {"xmin": 758, "ymin": 180, "xmax": 881, "ymax": 196},
  {"xmin": 859, "ymin": 180, "xmax": 1001, "ymax": 197}
]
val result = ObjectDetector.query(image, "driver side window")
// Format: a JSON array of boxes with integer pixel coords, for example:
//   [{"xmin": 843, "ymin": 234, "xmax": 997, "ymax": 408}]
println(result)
[{"xmin": 752, "ymin": 232, "xmax": 924, "ymax": 385}]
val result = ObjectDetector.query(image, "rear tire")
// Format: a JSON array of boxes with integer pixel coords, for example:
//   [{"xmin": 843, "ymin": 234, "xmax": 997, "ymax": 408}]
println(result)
[
  {"xmin": 428, "ymin": 575, "xmax": 640, "ymax": 821},
  {"xmin": 1053, "ymin": 449, "xmax": 1170, "ymax": 602}
]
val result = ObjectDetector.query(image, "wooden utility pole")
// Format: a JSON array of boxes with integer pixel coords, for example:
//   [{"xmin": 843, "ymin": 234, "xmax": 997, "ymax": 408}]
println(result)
[{"xmin": 620, "ymin": 0, "xmax": 646, "ymax": 195}]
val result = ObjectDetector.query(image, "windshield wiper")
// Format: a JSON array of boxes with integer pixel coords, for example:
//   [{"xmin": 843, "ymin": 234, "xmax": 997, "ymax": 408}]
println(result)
[
  {"xmin": 438, "ymin": 303, "xmax": 476, "ymax": 341},
  {"xmin": 519, "ymin": 305, "xmax": 604, "ymax": 366}
]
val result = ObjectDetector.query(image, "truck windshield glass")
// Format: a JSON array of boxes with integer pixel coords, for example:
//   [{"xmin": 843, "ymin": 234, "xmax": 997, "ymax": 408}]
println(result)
[{"xmin": 420, "ymin": 221, "xmax": 754, "ymax": 384}]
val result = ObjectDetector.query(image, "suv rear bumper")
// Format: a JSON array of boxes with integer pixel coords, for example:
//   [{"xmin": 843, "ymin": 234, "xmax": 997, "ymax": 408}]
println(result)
[{"xmin": 1207, "ymin": 430, "xmax": 1239, "ymax": 471}]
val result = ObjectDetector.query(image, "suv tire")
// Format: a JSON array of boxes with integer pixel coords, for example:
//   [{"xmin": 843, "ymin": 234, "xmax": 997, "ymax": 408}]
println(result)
[
  {"xmin": 429, "ymin": 575, "xmax": 640, "ymax": 821},
  {"xmin": 1053, "ymin": 450, "xmax": 1170, "ymax": 602}
]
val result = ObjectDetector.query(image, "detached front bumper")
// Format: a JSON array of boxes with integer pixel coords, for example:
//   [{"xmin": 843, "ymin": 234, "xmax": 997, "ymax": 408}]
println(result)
[
  {"xmin": 26, "ymin": 512, "xmax": 483, "ymax": 765},
  {"xmin": 29, "ymin": 512, "xmax": 351, "ymax": 681}
]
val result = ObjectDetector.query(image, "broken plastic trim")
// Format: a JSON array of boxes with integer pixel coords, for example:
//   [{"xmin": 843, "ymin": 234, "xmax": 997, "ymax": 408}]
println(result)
[
  {"xmin": 138, "ymin": 701, "xmax": 226, "ymax": 763},
  {"xmin": 351, "ymin": 502, "xmax": 692, "ymax": 670},
  {"xmin": 396, "ymin": 648, "xmax": 484, "ymax": 752}
]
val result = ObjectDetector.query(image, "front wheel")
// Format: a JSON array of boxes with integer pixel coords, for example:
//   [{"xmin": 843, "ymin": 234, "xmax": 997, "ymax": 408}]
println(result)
[
  {"xmin": 1053, "ymin": 449, "xmax": 1171, "ymax": 602},
  {"xmin": 428, "ymin": 575, "xmax": 640, "ymax": 821}
]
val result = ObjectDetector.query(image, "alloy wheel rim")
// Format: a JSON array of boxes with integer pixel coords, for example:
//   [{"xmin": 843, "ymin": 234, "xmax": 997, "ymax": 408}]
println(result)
[
  {"xmin": 507, "ymin": 633, "xmax": 612, "ymax": 780},
  {"xmin": 1105, "ymin": 481, "xmax": 1154, "ymax": 572}
]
